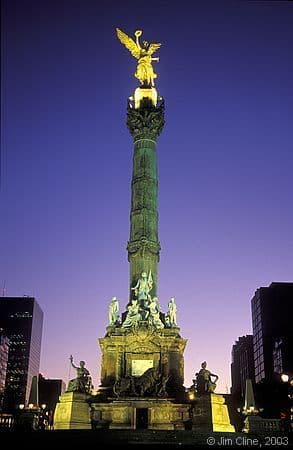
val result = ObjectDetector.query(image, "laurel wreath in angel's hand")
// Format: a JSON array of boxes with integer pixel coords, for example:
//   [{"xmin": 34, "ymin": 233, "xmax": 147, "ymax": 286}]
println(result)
[{"xmin": 116, "ymin": 28, "xmax": 161, "ymax": 59}]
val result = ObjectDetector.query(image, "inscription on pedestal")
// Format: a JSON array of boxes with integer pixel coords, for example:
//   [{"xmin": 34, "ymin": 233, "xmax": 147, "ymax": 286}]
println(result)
[{"xmin": 132, "ymin": 359, "xmax": 153, "ymax": 377}]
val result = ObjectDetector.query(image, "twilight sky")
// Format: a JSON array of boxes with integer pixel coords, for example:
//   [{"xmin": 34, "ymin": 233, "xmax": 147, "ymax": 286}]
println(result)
[{"xmin": 1, "ymin": 0, "xmax": 293, "ymax": 394}]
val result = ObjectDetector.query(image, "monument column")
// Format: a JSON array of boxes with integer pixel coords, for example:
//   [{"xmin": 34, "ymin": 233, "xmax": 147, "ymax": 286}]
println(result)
[{"xmin": 126, "ymin": 93, "xmax": 164, "ymax": 299}]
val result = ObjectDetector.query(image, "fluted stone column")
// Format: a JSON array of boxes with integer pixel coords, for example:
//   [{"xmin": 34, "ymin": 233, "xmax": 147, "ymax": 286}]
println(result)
[{"xmin": 126, "ymin": 95, "xmax": 165, "ymax": 300}]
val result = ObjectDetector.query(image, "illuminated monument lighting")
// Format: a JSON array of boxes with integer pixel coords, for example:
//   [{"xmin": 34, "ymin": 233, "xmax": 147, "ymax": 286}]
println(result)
[{"xmin": 54, "ymin": 28, "xmax": 235, "ymax": 433}]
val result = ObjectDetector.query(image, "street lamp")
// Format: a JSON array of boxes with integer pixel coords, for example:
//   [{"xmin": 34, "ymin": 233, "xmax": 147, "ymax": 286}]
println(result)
[
  {"xmin": 38, "ymin": 403, "xmax": 47, "ymax": 430},
  {"xmin": 281, "ymin": 373, "xmax": 293, "ymax": 399},
  {"xmin": 280, "ymin": 373, "xmax": 293, "ymax": 432},
  {"xmin": 281, "ymin": 374, "xmax": 289, "ymax": 383},
  {"xmin": 188, "ymin": 391, "xmax": 195, "ymax": 401}
]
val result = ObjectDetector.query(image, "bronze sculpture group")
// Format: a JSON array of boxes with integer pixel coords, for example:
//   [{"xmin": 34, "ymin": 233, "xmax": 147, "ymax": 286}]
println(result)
[
  {"xmin": 107, "ymin": 271, "xmax": 177, "ymax": 330},
  {"xmin": 113, "ymin": 368, "xmax": 169, "ymax": 399}
]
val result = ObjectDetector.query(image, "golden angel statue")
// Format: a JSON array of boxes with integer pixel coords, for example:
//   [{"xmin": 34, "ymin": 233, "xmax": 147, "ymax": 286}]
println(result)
[{"xmin": 116, "ymin": 28, "xmax": 161, "ymax": 87}]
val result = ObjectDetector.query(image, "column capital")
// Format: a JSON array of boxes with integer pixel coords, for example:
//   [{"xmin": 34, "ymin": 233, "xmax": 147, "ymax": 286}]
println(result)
[{"xmin": 127, "ymin": 98, "xmax": 165, "ymax": 140}]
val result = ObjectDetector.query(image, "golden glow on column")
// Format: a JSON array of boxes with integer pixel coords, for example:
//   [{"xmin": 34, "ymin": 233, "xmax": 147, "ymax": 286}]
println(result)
[{"xmin": 133, "ymin": 87, "xmax": 158, "ymax": 108}]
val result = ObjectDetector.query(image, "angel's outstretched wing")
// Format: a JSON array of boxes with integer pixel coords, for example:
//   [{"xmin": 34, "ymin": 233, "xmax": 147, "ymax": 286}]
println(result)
[
  {"xmin": 116, "ymin": 28, "xmax": 140, "ymax": 59},
  {"xmin": 148, "ymin": 43, "xmax": 161, "ymax": 55}
]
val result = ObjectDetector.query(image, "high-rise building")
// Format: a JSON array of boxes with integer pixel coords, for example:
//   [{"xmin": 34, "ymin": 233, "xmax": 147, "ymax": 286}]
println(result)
[
  {"xmin": 251, "ymin": 282, "xmax": 293, "ymax": 417},
  {"xmin": 0, "ymin": 297, "xmax": 43, "ymax": 411},
  {"xmin": 251, "ymin": 282, "xmax": 293, "ymax": 384},
  {"xmin": 0, "ymin": 329, "xmax": 9, "ymax": 410},
  {"xmin": 38, "ymin": 374, "xmax": 66, "ymax": 415},
  {"xmin": 231, "ymin": 335, "xmax": 255, "ymax": 407},
  {"xmin": 272, "ymin": 335, "xmax": 293, "ymax": 376}
]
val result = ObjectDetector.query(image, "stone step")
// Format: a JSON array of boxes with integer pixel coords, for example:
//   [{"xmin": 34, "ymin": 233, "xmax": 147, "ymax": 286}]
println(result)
[{"xmin": 1, "ymin": 429, "xmax": 292, "ymax": 448}]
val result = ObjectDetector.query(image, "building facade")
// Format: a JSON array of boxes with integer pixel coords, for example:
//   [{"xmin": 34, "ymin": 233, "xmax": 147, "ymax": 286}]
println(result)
[
  {"xmin": 272, "ymin": 335, "xmax": 293, "ymax": 376},
  {"xmin": 38, "ymin": 374, "xmax": 66, "ymax": 415},
  {"xmin": 0, "ymin": 297, "xmax": 43, "ymax": 411},
  {"xmin": 0, "ymin": 329, "xmax": 9, "ymax": 411},
  {"xmin": 251, "ymin": 282, "xmax": 293, "ymax": 417},
  {"xmin": 251, "ymin": 282, "xmax": 293, "ymax": 383},
  {"xmin": 231, "ymin": 335, "xmax": 255, "ymax": 407}
]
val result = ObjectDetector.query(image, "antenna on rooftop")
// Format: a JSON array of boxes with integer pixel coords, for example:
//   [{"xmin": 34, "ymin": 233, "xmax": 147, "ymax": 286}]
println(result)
[{"xmin": 2, "ymin": 280, "xmax": 6, "ymax": 297}]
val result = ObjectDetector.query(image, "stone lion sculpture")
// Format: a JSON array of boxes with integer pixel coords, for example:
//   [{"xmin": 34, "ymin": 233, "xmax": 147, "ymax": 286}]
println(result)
[
  {"xmin": 113, "ymin": 368, "xmax": 161, "ymax": 398},
  {"xmin": 113, "ymin": 376, "xmax": 136, "ymax": 398},
  {"xmin": 135, "ymin": 368, "xmax": 160, "ymax": 396}
]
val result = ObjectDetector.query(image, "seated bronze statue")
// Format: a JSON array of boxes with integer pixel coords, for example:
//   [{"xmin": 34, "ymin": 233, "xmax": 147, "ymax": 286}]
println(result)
[
  {"xmin": 67, "ymin": 355, "xmax": 93, "ymax": 394},
  {"xmin": 195, "ymin": 361, "xmax": 218, "ymax": 394}
]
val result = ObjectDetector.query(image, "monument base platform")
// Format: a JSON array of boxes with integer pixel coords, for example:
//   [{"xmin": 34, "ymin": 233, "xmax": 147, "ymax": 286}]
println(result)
[
  {"xmin": 54, "ymin": 392, "xmax": 235, "ymax": 432},
  {"xmin": 91, "ymin": 398, "xmax": 190, "ymax": 430},
  {"xmin": 54, "ymin": 392, "xmax": 91, "ymax": 430}
]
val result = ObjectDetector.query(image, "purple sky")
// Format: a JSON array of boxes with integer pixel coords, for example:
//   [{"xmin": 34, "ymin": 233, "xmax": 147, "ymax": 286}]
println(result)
[{"xmin": 1, "ymin": 0, "xmax": 293, "ymax": 394}]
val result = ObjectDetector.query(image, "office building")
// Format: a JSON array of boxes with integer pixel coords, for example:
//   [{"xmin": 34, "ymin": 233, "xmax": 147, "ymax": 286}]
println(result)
[
  {"xmin": 231, "ymin": 335, "xmax": 255, "ymax": 407},
  {"xmin": 272, "ymin": 335, "xmax": 293, "ymax": 376},
  {"xmin": 251, "ymin": 282, "xmax": 293, "ymax": 383},
  {"xmin": 251, "ymin": 282, "xmax": 293, "ymax": 417},
  {"xmin": 0, "ymin": 329, "xmax": 9, "ymax": 410},
  {"xmin": 0, "ymin": 297, "xmax": 43, "ymax": 411},
  {"xmin": 38, "ymin": 374, "xmax": 66, "ymax": 415}
]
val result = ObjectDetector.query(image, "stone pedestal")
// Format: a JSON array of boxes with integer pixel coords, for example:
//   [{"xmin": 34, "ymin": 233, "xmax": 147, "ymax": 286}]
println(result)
[
  {"xmin": 53, "ymin": 392, "xmax": 91, "ymax": 430},
  {"xmin": 91, "ymin": 398, "xmax": 190, "ymax": 430},
  {"xmin": 192, "ymin": 393, "xmax": 235, "ymax": 432},
  {"xmin": 99, "ymin": 325, "xmax": 186, "ymax": 400},
  {"xmin": 211, "ymin": 393, "xmax": 235, "ymax": 432}
]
